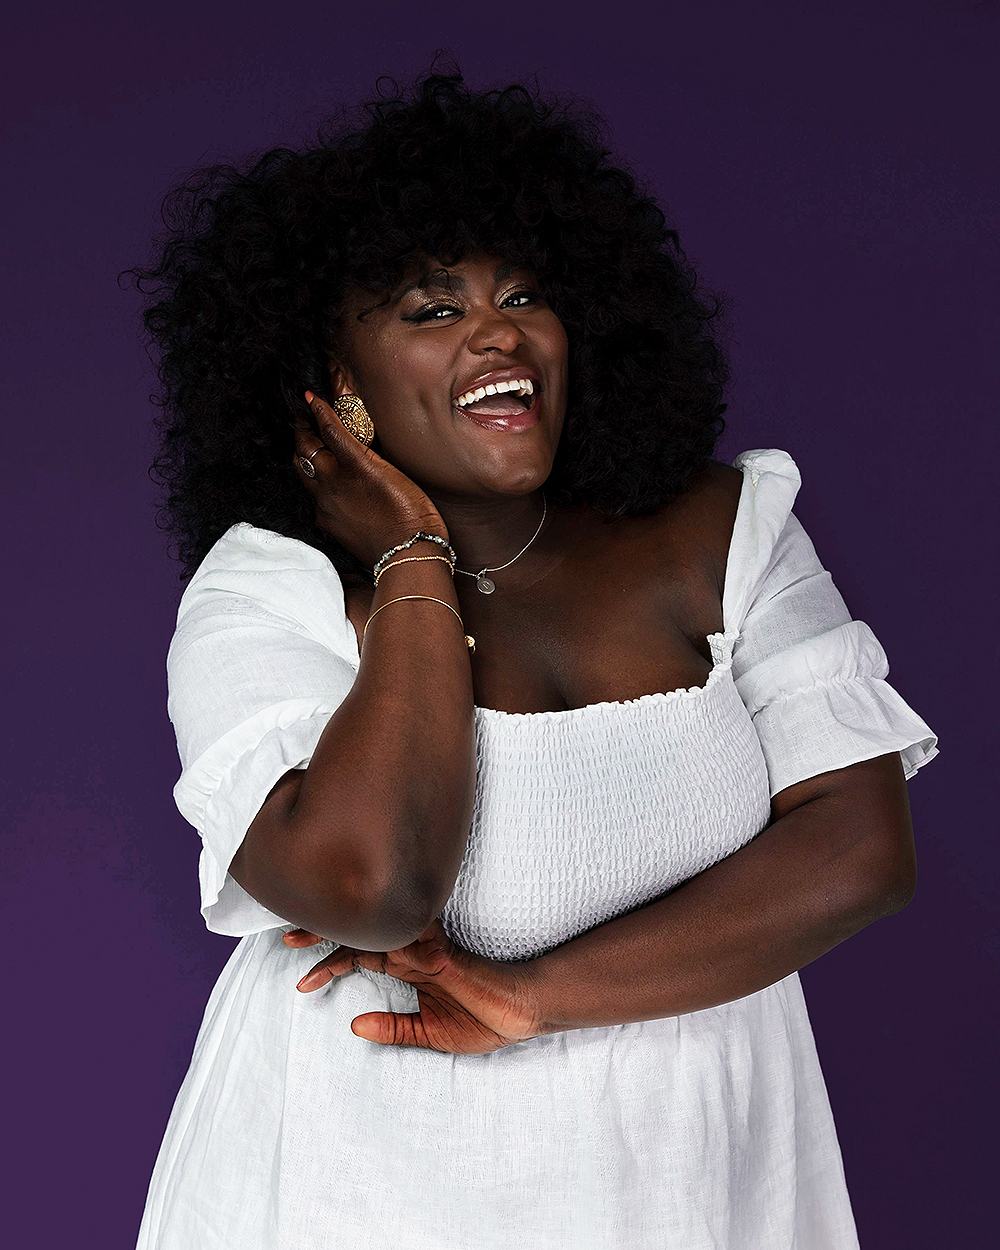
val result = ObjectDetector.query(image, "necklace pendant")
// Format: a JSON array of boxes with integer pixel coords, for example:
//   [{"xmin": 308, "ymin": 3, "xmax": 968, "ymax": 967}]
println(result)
[{"xmin": 476, "ymin": 573, "xmax": 496, "ymax": 594}]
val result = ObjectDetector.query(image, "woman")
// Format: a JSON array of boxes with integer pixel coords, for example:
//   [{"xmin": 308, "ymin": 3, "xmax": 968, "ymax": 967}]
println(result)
[{"xmin": 132, "ymin": 67, "xmax": 939, "ymax": 1249}]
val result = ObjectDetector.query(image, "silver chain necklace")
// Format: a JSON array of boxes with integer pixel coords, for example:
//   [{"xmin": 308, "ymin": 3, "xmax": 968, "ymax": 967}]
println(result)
[{"xmin": 454, "ymin": 493, "xmax": 548, "ymax": 594}]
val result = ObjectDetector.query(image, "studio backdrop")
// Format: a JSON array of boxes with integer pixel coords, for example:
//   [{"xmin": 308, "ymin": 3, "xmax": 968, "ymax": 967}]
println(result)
[{"xmin": 3, "ymin": 2, "xmax": 994, "ymax": 1247}]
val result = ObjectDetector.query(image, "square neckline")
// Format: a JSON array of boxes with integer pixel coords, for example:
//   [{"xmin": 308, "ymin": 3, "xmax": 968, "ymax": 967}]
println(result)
[
  {"xmin": 342, "ymin": 463, "xmax": 753, "ymax": 720},
  {"xmin": 473, "ymin": 628, "xmax": 741, "ymax": 721}
]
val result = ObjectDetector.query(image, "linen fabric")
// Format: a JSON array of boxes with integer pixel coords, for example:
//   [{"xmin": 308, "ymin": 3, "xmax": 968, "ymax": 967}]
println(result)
[{"xmin": 136, "ymin": 448, "xmax": 938, "ymax": 1249}]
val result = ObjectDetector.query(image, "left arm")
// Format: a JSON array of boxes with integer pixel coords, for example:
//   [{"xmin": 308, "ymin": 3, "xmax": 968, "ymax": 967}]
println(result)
[
  {"xmin": 523, "ymin": 750, "xmax": 916, "ymax": 1034},
  {"xmin": 287, "ymin": 751, "xmax": 917, "ymax": 1050},
  {"xmin": 289, "ymin": 471, "xmax": 937, "ymax": 1052}
]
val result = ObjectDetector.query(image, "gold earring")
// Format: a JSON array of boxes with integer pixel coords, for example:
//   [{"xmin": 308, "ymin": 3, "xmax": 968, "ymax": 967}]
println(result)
[{"xmin": 332, "ymin": 393, "xmax": 375, "ymax": 447}]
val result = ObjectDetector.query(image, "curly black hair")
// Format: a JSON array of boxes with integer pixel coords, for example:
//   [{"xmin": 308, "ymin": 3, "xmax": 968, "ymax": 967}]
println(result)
[{"xmin": 125, "ymin": 58, "xmax": 730, "ymax": 587}]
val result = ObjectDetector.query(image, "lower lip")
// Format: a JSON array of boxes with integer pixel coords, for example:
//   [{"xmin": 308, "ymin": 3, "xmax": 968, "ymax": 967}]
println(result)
[{"xmin": 452, "ymin": 392, "xmax": 543, "ymax": 432}]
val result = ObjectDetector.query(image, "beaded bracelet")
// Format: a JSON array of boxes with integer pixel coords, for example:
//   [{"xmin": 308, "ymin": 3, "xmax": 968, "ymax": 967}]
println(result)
[{"xmin": 373, "ymin": 531, "xmax": 456, "ymax": 581}]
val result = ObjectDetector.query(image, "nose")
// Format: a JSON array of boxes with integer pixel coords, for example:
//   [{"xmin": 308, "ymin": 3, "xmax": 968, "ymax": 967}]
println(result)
[{"xmin": 465, "ymin": 305, "xmax": 527, "ymax": 356}]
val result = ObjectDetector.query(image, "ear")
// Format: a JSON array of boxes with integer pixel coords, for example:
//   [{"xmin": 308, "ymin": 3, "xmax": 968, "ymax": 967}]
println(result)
[{"xmin": 325, "ymin": 358, "xmax": 360, "ymax": 400}]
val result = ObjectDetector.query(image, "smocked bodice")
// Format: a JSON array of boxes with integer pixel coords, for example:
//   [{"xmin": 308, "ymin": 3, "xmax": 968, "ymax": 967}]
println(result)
[{"xmin": 440, "ymin": 628, "xmax": 773, "ymax": 964}]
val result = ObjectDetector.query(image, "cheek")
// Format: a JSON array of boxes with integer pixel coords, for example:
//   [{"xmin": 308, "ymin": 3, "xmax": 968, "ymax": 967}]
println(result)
[
  {"xmin": 540, "ymin": 319, "xmax": 570, "ymax": 418},
  {"xmin": 378, "ymin": 341, "xmax": 451, "ymax": 408},
  {"xmin": 410, "ymin": 338, "xmax": 456, "ymax": 387},
  {"xmin": 540, "ymin": 314, "xmax": 570, "ymax": 363},
  {"xmin": 358, "ymin": 349, "xmax": 450, "ymax": 446},
  {"xmin": 352, "ymin": 347, "xmax": 415, "ymax": 410}
]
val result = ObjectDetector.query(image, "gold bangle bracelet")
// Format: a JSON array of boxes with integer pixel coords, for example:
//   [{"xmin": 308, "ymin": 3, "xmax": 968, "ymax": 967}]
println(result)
[
  {"xmin": 373, "ymin": 554, "xmax": 455, "ymax": 586},
  {"xmin": 362, "ymin": 594, "xmax": 476, "ymax": 652}
]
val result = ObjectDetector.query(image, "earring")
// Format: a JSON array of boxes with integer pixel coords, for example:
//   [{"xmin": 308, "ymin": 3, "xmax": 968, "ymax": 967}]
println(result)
[{"xmin": 333, "ymin": 393, "xmax": 375, "ymax": 447}]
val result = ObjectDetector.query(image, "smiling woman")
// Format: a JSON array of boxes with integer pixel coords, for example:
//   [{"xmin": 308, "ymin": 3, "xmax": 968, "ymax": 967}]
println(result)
[
  {"xmin": 321, "ymin": 247, "xmax": 568, "ymax": 501},
  {"xmin": 125, "ymin": 62, "xmax": 729, "ymax": 594},
  {"xmin": 127, "ymin": 59, "xmax": 938, "ymax": 1250}
]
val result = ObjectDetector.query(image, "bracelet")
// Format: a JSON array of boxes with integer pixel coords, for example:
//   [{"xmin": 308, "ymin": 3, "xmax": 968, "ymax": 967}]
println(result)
[
  {"xmin": 373, "ymin": 531, "xmax": 456, "ymax": 581},
  {"xmin": 373, "ymin": 554, "xmax": 455, "ymax": 586},
  {"xmin": 362, "ymin": 595, "xmax": 476, "ymax": 652}
]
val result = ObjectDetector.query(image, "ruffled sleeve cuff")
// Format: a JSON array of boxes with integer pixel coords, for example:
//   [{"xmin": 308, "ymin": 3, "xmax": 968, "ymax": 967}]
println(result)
[
  {"xmin": 173, "ymin": 698, "xmax": 342, "ymax": 937},
  {"xmin": 735, "ymin": 620, "xmax": 940, "ymax": 797}
]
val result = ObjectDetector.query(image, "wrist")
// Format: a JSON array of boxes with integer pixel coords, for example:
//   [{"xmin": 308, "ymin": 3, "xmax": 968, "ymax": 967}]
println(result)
[
  {"xmin": 388, "ymin": 517, "xmax": 450, "ymax": 547},
  {"xmin": 510, "ymin": 957, "xmax": 560, "ymax": 1039},
  {"xmin": 372, "ymin": 529, "xmax": 455, "ymax": 581},
  {"xmin": 373, "ymin": 551, "xmax": 458, "ymax": 594}
]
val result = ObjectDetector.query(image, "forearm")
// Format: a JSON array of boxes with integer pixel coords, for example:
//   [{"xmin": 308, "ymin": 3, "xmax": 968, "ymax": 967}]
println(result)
[
  {"xmin": 298, "ymin": 543, "xmax": 477, "ymax": 889},
  {"xmin": 524, "ymin": 788, "xmax": 909, "ymax": 1034},
  {"xmin": 237, "ymin": 539, "xmax": 479, "ymax": 950}
]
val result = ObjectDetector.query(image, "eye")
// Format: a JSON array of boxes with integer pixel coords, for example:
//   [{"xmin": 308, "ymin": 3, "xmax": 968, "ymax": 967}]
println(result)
[
  {"xmin": 501, "ymin": 288, "xmax": 540, "ymax": 308},
  {"xmin": 406, "ymin": 287, "xmax": 541, "ymax": 324},
  {"xmin": 408, "ymin": 302, "xmax": 461, "ymax": 323}
]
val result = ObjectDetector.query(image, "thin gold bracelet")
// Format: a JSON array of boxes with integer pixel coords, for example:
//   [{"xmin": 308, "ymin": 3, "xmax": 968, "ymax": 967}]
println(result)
[
  {"xmin": 373, "ymin": 554, "xmax": 455, "ymax": 586},
  {"xmin": 362, "ymin": 595, "xmax": 476, "ymax": 652}
]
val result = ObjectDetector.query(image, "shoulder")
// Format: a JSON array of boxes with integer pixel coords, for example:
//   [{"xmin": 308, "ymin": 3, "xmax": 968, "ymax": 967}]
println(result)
[
  {"xmin": 175, "ymin": 522, "xmax": 330, "ymax": 623},
  {"xmin": 192, "ymin": 522, "xmax": 331, "ymax": 579},
  {"xmin": 689, "ymin": 449, "xmax": 802, "ymax": 519},
  {"xmin": 695, "ymin": 458, "xmax": 745, "ymax": 506},
  {"xmin": 173, "ymin": 523, "xmax": 357, "ymax": 660},
  {"xmin": 656, "ymin": 449, "xmax": 802, "ymax": 593},
  {"xmin": 699, "ymin": 449, "xmax": 801, "ymax": 496},
  {"xmin": 671, "ymin": 462, "xmax": 745, "ymax": 597}
]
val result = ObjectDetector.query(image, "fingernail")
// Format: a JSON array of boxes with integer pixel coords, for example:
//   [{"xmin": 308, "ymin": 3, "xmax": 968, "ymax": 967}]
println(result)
[{"xmin": 304, "ymin": 390, "xmax": 315, "ymax": 404}]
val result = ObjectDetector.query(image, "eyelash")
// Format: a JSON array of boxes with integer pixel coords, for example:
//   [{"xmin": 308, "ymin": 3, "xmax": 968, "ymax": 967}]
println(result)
[{"xmin": 409, "ymin": 288, "xmax": 540, "ymax": 323}]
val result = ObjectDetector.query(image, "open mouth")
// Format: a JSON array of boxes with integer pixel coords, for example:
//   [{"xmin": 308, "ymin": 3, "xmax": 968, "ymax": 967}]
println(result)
[{"xmin": 452, "ymin": 377, "xmax": 538, "ymax": 420}]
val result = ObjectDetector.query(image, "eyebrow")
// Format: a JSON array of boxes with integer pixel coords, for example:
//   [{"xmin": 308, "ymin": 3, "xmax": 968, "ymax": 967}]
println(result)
[{"xmin": 393, "ymin": 259, "xmax": 522, "ymax": 302}]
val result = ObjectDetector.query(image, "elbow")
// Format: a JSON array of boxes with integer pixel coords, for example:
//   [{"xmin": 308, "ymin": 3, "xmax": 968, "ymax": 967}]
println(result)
[
  {"xmin": 330, "ymin": 868, "xmax": 438, "ymax": 952},
  {"xmin": 846, "ymin": 847, "xmax": 918, "ymax": 924},
  {"xmin": 235, "ymin": 768, "xmax": 439, "ymax": 950},
  {"xmin": 309, "ymin": 887, "xmax": 434, "ymax": 953},
  {"xmin": 291, "ymin": 829, "xmax": 438, "ymax": 952},
  {"xmin": 875, "ymin": 866, "xmax": 918, "ymax": 917}
]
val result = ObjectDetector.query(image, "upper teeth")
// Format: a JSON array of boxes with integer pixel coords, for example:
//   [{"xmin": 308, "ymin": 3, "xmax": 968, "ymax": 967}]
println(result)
[{"xmin": 454, "ymin": 378, "xmax": 535, "ymax": 407}]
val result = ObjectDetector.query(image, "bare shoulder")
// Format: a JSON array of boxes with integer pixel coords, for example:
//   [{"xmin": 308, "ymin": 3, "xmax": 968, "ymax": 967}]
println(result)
[
  {"xmin": 668, "ymin": 460, "xmax": 746, "ymax": 576},
  {"xmin": 702, "ymin": 461, "xmax": 745, "ymax": 535},
  {"xmin": 692, "ymin": 459, "xmax": 745, "ymax": 501}
]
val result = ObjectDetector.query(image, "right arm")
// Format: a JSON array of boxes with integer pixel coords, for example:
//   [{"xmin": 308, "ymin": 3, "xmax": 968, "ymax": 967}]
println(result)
[
  {"xmin": 229, "ymin": 396, "xmax": 477, "ymax": 951},
  {"xmin": 230, "ymin": 544, "xmax": 476, "ymax": 951}
]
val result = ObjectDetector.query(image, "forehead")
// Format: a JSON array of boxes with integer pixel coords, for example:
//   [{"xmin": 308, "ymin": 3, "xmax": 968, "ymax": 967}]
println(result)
[{"xmin": 394, "ymin": 249, "xmax": 524, "ymax": 293}]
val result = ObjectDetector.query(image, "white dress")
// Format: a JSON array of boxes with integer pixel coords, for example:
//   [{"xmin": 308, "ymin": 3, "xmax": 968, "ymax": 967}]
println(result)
[{"xmin": 136, "ymin": 448, "xmax": 939, "ymax": 1250}]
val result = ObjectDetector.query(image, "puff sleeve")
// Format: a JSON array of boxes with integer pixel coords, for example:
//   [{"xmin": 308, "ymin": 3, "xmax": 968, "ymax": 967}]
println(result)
[
  {"xmin": 166, "ymin": 524, "xmax": 361, "ymax": 936},
  {"xmin": 729, "ymin": 453, "xmax": 939, "ymax": 799}
]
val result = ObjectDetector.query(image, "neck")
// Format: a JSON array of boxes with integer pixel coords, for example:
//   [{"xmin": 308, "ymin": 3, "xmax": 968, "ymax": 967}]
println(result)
[{"xmin": 424, "ymin": 489, "xmax": 549, "ymax": 575}]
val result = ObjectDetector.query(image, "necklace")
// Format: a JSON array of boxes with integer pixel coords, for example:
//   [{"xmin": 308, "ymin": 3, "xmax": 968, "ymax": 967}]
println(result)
[{"xmin": 454, "ymin": 493, "xmax": 548, "ymax": 594}]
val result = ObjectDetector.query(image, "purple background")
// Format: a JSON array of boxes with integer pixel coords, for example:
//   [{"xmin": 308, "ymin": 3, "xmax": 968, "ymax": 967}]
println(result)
[{"xmin": 4, "ymin": 2, "xmax": 995, "ymax": 1245}]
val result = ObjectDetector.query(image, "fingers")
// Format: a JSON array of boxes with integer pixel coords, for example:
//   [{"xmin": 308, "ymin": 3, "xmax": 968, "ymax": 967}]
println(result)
[
  {"xmin": 292, "ymin": 940, "xmax": 413, "ymax": 992},
  {"xmin": 290, "ymin": 391, "xmax": 339, "ymax": 468},
  {"xmin": 291, "ymin": 389, "xmax": 374, "ymax": 481},
  {"xmin": 290, "ymin": 927, "xmax": 437, "ymax": 993},
  {"xmin": 296, "ymin": 947, "xmax": 357, "ymax": 992},
  {"xmin": 290, "ymin": 395, "xmax": 334, "ymax": 476},
  {"xmin": 282, "ymin": 929, "xmax": 326, "ymax": 947},
  {"xmin": 351, "ymin": 1011, "xmax": 422, "ymax": 1046}
]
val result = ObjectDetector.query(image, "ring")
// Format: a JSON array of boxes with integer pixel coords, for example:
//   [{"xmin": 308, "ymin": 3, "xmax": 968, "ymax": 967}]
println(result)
[{"xmin": 298, "ymin": 447, "xmax": 327, "ymax": 478}]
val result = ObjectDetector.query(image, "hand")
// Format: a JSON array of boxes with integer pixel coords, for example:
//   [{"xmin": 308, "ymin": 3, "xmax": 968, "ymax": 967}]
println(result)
[
  {"xmin": 291, "ymin": 390, "xmax": 448, "ymax": 568},
  {"xmin": 282, "ymin": 917, "xmax": 543, "ymax": 1054}
]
